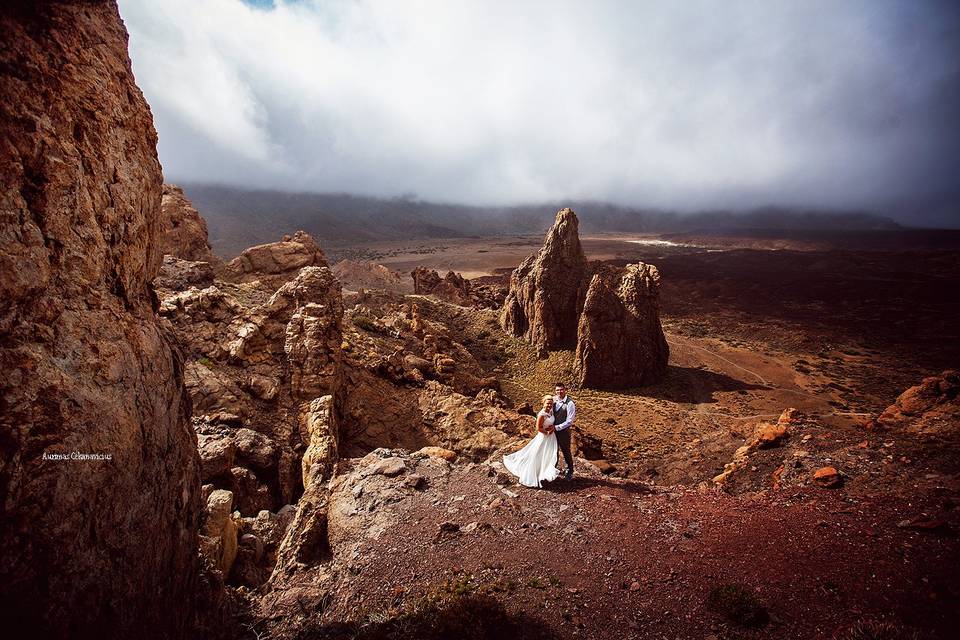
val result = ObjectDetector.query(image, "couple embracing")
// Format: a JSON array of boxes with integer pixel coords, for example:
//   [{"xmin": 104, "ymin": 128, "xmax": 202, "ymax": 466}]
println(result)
[{"xmin": 503, "ymin": 382, "xmax": 576, "ymax": 488}]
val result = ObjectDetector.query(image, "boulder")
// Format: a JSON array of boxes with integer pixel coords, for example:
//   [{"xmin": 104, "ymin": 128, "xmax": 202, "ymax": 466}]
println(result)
[
  {"xmin": 812, "ymin": 466, "xmax": 843, "ymax": 488},
  {"xmin": 245, "ymin": 373, "xmax": 280, "ymax": 402},
  {"xmin": 573, "ymin": 263, "xmax": 669, "ymax": 389},
  {"xmin": 372, "ymin": 457, "xmax": 407, "ymax": 477},
  {"xmin": 754, "ymin": 423, "xmax": 788, "ymax": 448},
  {"xmin": 224, "ymin": 230, "xmax": 327, "ymax": 284},
  {"xmin": 201, "ymin": 490, "xmax": 240, "ymax": 574},
  {"xmin": 233, "ymin": 428, "xmax": 278, "ymax": 473},
  {"xmin": 0, "ymin": 3, "xmax": 201, "ymax": 635},
  {"xmin": 197, "ymin": 433, "xmax": 238, "ymax": 481},
  {"xmin": 500, "ymin": 208, "xmax": 591, "ymax": 353}
]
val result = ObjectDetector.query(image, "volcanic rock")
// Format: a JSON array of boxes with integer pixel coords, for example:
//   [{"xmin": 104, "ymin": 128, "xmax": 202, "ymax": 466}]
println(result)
[
  {"xmin": 234, "ymin": 428, "xmax": 278, "ymax": 473},
  {"xmin": 876, "ymin": 370, "xmax": 959, "ymax": 437},
  {"xmin": 154, "ymin": 255, "xmax": 216, "ymax": 291},
  {"xmin": 224, "ymin": 230, "xmax": 327, "ymax": 285},
  {"xmin": 159, "ymin": 183, "xmax": 214, "ymax": 262},
  {"xmin": 284, "ymin": 268, "xmax": 344, "ymax": 400},
  {"xmin": 415, "ymin": 446, "xmax": 458, "ymax": 462},
  {"xmin": 500, "ymin": 208, "xmax": 591, "ymax": 353},
  {"xmin": 412, "ymin": 267, "xmax": 474, "ymax": 306},
  {"xmin": 0, "ymin": 3, "xmax": 201, "ymax": 636},
  {"xmin": 573, "ymin": 263, "xmax": 669, "ymax": 389},
  {"xmin": 198, "ymin": 433, "xmax": 238, "ymax": 481},
  {"xmin": 813, "ymin": 466, "xmax": 843, "ymax": 488},
  {"xmin": 201, "ymin": 490, "xmax": 240, "ymax": 574},
  {"xmin": 302, "ymin": 395, "xmax": 340, "ymax": 486}
]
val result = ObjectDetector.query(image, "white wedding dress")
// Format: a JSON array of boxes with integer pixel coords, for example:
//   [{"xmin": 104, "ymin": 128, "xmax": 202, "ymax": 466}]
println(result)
[{"xmin": 503, "ymin": 410, "xmax": 559, "ymax": 488}]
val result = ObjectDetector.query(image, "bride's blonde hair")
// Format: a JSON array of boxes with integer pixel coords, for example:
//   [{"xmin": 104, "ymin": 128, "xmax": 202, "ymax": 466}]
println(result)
[{"xmin": 541, "ymin": 394, "xmax": 553, "ymax": 410}]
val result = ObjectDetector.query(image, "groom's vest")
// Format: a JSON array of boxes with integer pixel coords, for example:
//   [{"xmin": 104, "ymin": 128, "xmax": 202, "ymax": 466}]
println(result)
[{"xmin": 554, "ymin": 396, "xmax": 573, "ymax": 426}]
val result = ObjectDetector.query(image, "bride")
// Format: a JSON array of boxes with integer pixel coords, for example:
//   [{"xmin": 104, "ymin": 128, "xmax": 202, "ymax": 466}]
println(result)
[{"xmin": 503, "ymin": 395, "xmax": 559, "ymax": 488}]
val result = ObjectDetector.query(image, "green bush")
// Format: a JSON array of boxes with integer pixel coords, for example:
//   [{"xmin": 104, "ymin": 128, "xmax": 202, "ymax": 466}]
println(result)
[{"xmin": 352, "ymin": 314, "xmax": 380, "ymax": 332}]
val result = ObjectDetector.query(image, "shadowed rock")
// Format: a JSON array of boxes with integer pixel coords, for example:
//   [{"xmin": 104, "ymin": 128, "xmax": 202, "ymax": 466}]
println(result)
[
  {"xmin": 0, "ymin": 1, "xmax": 201, "ymax": 636},
  {"xmin": 500, "ymin": 208, "xmax": 591, "ymax": 353},
  {"xmin": 159, "ymin": 184, "xmax": 214, "ymax": 262},
  {"xmin": 573, "ymin": 263, "xmax": 669, "ymax": 389}
]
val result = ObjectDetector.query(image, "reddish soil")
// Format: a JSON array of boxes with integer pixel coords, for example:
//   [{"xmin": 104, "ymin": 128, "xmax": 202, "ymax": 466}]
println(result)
[{"xmin": 319, "ymin": 465, "xmax": 959, "ymax": 640}]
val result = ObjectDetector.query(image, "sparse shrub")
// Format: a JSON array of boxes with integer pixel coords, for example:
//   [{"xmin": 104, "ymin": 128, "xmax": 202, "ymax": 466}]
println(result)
[
  {"xmin": 706, "ymin": 583, "xmax": 769, "ymax": 628},
  {"xmin": 835, "ymin": 618, "xmax": 921, "ymax": 640},
  {"xmin": 351, "ymin": 314, "xmax": 381, "ymax": 333},
  {"xmin": 197, "ymin": 356, "xmax": 214, "ymax": 368},
  {"xmin": 526, "ymin": 576, "xmax": 546, "ymax": 589}
]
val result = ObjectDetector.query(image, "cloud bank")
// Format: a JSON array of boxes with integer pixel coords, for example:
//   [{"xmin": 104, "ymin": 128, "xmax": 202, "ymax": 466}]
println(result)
[{"xmin": 120, "ymin": 0, "xmax": 960, "ymax": 224}]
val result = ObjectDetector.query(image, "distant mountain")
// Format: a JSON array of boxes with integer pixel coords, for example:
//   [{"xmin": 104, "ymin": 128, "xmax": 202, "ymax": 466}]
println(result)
[{"xmin": 180, "ymin": 183, "xmax": 901, "ymax": 257}]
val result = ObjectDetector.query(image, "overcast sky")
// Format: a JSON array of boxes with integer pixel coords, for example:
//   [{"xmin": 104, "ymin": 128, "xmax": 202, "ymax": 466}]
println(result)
[{"xmin": 119, "ymin": 0, "xmax": 960, "ymax": 225}]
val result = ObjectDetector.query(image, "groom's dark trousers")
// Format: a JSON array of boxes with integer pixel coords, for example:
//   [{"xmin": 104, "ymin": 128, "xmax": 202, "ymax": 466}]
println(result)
[{"xmin": 555, "ymin": 428, "xmax": 574, "ymax": 473}]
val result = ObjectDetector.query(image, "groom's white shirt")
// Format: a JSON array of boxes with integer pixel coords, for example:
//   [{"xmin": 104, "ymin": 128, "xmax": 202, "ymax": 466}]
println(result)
[{"xmin": 553, "ymin": 395, "xmax": 576, "ymax": 431}]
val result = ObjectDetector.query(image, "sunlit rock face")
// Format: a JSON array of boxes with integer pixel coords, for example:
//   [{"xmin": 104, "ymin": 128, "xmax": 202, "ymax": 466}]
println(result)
[
  {"xmin": 0, "ymin": 1, "xmax": 202, "ymax": 637},
  {"xmin": 500, "ymin": 208, "xmax": 591, "ymax": 353}
]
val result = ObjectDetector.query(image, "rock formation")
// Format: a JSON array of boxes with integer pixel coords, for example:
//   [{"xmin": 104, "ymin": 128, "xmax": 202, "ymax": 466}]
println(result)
[
  {"xmin": 500, "ymin": 208, "xmax": 591, "ymax": 353},
  {"xmin": 572, "ymin": 263, "xmax": 669, "ymax": 389},
  {"xmin": 224, "ymin": 230, "xmax": 328, "ymax": 286},
  {"xmin": 159, "ymin": 183, "xmax": 214, "ymax": 262},
  {"xmin": 161, "ymin": 265, "xmax": 344, "ymax": 510},
  {"xmin": 0, "ymin": 2, "xmax": 201, "ymax": 636},
  {"xmin": 412, "ymin": 267, "xmax": 474, "ymax": 306},
  {"xmin": 874, "ymin": 370, "xmax": 959, "ymax": 437}
]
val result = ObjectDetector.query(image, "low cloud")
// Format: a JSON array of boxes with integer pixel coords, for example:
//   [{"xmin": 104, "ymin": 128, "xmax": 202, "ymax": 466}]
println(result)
[{"xmin": 120, "ymin": 0, "xmax": 960, "ymax": 223}]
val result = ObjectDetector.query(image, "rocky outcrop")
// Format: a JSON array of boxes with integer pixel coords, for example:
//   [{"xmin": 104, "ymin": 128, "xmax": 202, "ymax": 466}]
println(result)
[
  {"xmin": 412, "ymin": 267, "xmax": 474, "ymax": 306},
  {"xmin": 161, "ymin": 264, "xmax": 345, "ymax": 509},
  {"xmin": 284, "ymin": 269, "xmax": 344, "ymax": 400},
  {"xmin": 159, "ymin": 184, "xmax": 214, "ymax": 262},
  {"xmin": 301, "ymin": 395, "xmax": 340, "ymax": 486},
  {"xmin": 500, "ymin": 208, "xmax": 591, "ymax": 353},
  {"xmin": 572, "ymin": 263, "xmax": 669, "ymax": 389},
  {"xmin": 875, "ymin": 370, "xmax": 959, "ymax": 437},
  {"xmin": 0, "ymin": 2, "xmax": 201, "ymax": 637},
  {"xmin": 224, "ymin": 230, "xmax": 327, "ymax": 286}
]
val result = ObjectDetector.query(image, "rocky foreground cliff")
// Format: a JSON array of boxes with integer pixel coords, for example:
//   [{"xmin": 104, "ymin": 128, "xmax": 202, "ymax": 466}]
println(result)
[{"xmin": 0, "ymin": 2, "xmax": 201, "ymax": 637}]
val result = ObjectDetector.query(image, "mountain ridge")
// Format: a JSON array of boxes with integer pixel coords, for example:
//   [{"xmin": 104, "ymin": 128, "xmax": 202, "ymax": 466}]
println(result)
[{"xmin": 180, "ymin": 183, "xmax": 901, "ymax": 257}]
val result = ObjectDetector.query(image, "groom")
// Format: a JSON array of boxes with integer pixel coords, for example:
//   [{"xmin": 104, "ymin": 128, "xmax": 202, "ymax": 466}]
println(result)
[{"xmin": 553, "ymin": 382, "xmax": 576, "ymax": 480}]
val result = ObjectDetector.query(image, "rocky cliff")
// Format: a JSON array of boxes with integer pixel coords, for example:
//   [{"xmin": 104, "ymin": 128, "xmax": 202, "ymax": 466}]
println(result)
[
  {"xmin": 0, "ymin": 1, "xmax": 201, "ymax": 637},
  {"xmin": 500, "ymin": 208, "xmax": 591, "ymax": 353}
]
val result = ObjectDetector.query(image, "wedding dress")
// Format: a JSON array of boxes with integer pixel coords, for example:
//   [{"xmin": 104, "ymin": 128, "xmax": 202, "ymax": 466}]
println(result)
[{"xmin": 503, "ymin": 410, "xmax": 559, "ymax": 488}]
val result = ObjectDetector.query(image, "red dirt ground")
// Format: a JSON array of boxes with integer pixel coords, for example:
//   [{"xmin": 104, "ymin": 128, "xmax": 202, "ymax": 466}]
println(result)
[{"xmin": 321, "ymin": 464, "xmax": 960, "ymax": 639}]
